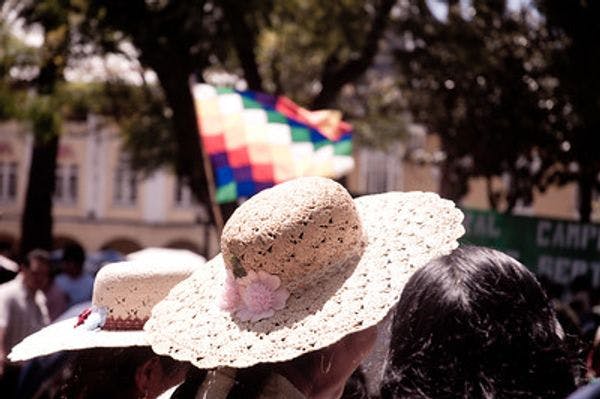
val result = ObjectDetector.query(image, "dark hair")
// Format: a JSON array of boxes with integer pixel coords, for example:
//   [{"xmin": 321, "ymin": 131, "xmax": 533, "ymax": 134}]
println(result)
[
  {"xmin": 61, "ymin": 347, "xmax": 186, "ymax": 399},
  {"xmin": 22, "ymin": 248, "xmax": 50, "ymax": 268},
  {"xmin": 381, "ymin": 246, "xmax": 582, "ymax": 399},
  {"xmin": 62, "ymin": 243, "xmax": 86, "ymax": 266}
]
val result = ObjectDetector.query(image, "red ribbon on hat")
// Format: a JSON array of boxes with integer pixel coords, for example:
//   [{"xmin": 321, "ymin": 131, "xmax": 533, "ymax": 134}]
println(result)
[{"xmin": 74, "ymin": 307, "xmax": 92, "ymax": 328}]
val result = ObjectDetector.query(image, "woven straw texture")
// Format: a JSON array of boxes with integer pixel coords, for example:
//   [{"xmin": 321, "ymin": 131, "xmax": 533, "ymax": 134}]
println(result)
[
  {"xmin": 9, "ymin": 319, "xmax": 148, "ymax": 362},
  {"xmin": 9, "ymin": 261, "xmax": 194, "ymax": 362},
  {"xmin": 145, "ymin": 177, "xmax": 465, "ymax": 369}
]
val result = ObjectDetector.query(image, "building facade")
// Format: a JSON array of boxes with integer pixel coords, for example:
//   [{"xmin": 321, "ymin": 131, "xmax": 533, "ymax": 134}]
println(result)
[
  {"xmin": 0, "ymin": 117, "xmax": 218, "ymax": 257},
  {"xmin": 1, "ymin": 116, "xmax": 595, "ymax": 259}
]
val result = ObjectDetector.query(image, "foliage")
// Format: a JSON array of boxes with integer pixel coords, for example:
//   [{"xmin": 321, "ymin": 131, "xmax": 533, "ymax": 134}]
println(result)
[
  {"xmin": 251, "ymin": 0, "xmax": 409, "ymax": 152},
  {"xmin": 342, "ymin": 74, "xmax": 410, "ymax": 151},
  {"xmin": 0, "ymin": 19, "xmax": 37, "ymax": 119},
  {"xmin": 533, "ymin": 0, "xmax": 600, "ymax": 222},
  {"xmin": 7, "ymin": 0, "xmax": 600, "ymax": 225},
  {"xmin": 55, "ymin": 82, "xmax": 107, "ymax": 120},
  {"xmin": 102, "ymin": 81, "xmax": 176, "ymax": 173},
  {"xmin": 3, "ymin": 0, "xmax": 72, "ymax": 254},
  {"xmin": 392, "ymin": 0, "xmax": 566, "ymax": 212},
  {"xmin": 27, "ymin": 94, "xmax": 62, "ymax": 141},
  {"xmin": 28, "ymin": 0, "xmax": 400, "ymax": 222},
  {"xmin": 254, "ymin": 0, "xmax": 374, "ymax": 103}
]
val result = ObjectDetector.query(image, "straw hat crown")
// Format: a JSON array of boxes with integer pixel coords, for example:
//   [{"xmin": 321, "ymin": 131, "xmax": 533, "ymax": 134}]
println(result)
[
  {"xmin": 221, "ymin": 177, "xmax": 364, "ymax": 292},
  {"xmin": 93, "ymin": 262, "xmax": 195, "ymax": 329}
]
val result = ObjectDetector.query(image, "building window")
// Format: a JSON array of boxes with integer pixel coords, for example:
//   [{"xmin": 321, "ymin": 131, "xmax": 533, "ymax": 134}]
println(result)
[
  {"xmin": 114, "ymin": 156, "xmax": 137, "ymax": 206},
  {"xmin": 174, "ymin": 176, "xmax": 193, "ymax": 207},
  {"xmin": 0, "ymin": 161, "xmax": 18, "ymax": 202},
  {"xmin": 54, "ymin": 164, "xmax": 78, "ymax": 204}
]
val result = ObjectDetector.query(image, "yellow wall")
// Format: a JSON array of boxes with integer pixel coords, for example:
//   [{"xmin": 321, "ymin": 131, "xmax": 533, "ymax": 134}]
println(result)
[
  {"xmin": 0, "ymin": 121, "xmax": 29, "ymax": 217},
  {"xmin": 0, "ymin": 119, "xmax": 216, "ymax": 257},
  {"xmin": 53, "ymin": 122, "xmax": 88, "ymax": 218}
]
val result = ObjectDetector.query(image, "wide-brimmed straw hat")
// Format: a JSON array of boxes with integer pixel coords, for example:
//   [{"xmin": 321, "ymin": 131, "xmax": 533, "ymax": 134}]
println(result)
[
  {"xmin": 145, "ymin": 177, "xmax": 465, "ymax": 368},
  {"xmin": 9, "ymin": 261, "xmax": 195, "ymax": 362}
]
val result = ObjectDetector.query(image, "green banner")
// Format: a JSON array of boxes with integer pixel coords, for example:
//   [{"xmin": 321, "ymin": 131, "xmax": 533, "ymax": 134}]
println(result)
[{"xmin": 460, "ymin": 208, "xmax": 600, "ymax": 288}]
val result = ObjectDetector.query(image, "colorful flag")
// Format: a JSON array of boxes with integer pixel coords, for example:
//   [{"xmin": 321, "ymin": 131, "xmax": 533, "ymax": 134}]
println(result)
[{"xmin": 192, "ymin": 84, "xmax": 354, "ymax": 203}]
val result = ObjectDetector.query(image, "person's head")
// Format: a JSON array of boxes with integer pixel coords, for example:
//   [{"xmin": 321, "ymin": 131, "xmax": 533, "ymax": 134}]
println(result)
[
  {"xmin": 62, "ymin": 243, "xmax": 85, "ymax": 277},
  {"xmin": 21, "ymin": 249, "xmax": 50, "ymax": 292},
  {"xmin": 63, "ymin": 347, "xmax": 189, "ymax": 399},
  {"xmin": 381, "ymin": 246, "xmax": 581, "ymax": 399}
]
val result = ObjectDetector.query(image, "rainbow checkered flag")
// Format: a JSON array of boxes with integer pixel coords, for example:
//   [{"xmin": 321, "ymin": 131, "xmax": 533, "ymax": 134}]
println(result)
[{"xmin": 192, "ymin": 84, "xmax": 354, "ymax": 203}]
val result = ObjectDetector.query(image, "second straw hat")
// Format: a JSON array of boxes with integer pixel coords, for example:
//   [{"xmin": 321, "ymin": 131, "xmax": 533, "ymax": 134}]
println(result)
[{"xmin": 9, "ymin": 261, "xmax": 195, "ymax": 362}]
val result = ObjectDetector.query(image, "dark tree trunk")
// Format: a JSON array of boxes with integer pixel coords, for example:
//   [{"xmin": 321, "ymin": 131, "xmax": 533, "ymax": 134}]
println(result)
[
  {"xmin": 577, "ymin": 171, "xmax": 593, "ymax": 223},
  {"xmin": 19, "ymin": 134, "xmax": 58, "ymax": 256},
  {"xmin": 486, "ymin": 177, "xmax": 500, "ymax": 211},
  {"xmin": 149, "ymin": 54, "xmax": 212, "ymax": 212},
  {"xmin": 438, "ymin": 155, "xmax": 469, "ymax": 203},
  {"xmin": 148, "ymin": 51, "xmax": 237, "ymax": 228},
  {"xmin": 439, "ymin": 160, "xmax": 458, "ymax": 201},
  {"xmin": 95, "ymin": 1, "xmax": 232, "ymax": 227},
  {"xmin": 221, "ymin": 0, "xmax": 264, "ymax": 91},
  {"xmin": 19, "ymin": 24, "xmax": 66, "ymax": 256}
]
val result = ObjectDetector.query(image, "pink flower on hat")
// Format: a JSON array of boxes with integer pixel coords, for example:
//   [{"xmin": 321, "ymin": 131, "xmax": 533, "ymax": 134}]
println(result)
[
  {"xmin": 219, "ymin": 270, "xmax": 241, "ymax": 312},
  {"xmin": 236, "ymin": 270, "xmax": 289, "ymax": 322}
]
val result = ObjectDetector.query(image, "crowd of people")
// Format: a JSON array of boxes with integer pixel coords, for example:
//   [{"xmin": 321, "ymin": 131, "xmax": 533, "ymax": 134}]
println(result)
[
  {"xmin": 0, "ymin": 243, "xmax": 94, "ymax": 397},
  {"xmin": 0, "ymin": 176, "xmax": 599, "ymax": 399}
]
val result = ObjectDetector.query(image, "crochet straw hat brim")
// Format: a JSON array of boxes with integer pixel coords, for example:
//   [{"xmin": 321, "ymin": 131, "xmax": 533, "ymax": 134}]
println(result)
[{"xmin": 145, "ymin": 177, "xmax": 465, "ymax": 369}]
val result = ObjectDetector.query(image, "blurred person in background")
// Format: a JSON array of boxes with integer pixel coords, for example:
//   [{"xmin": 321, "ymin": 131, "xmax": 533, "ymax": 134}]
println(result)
[
  {"xmin": 381, "ymin": 246, "xmax": 582, "ymax": 399},
  {"xmin": 13, "ymin": 300, "xmax": 91, "ymax": 399},
  {"xmin": 0, "ymin": 249, "xmax": 50, "ymax": 397},
  {"xmin": 41, "ymin": 259, "xmax": 68, "ymax": 323},
  {"xmin": 55, "ymin": 243, "xmax": 93, "ymax": 307}
]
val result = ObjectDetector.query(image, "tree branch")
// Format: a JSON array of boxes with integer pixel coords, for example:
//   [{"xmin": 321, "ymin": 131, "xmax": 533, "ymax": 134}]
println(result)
[
  {"xmin": 310, "ymin": 0, "xmax": 395, "ymax": 109},
  {"xmin": 220, "ymin": 0, "xmax": 264, "ymax": 91}
]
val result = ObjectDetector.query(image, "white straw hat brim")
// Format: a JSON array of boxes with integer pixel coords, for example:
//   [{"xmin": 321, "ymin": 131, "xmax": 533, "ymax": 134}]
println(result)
[
  {"xmin": 145, "ymin": 192, "xmax": 465, "ymax": 368},
  {"xmin": 8, "ymin": 317, "xmax": 147, "ymax": 362}
]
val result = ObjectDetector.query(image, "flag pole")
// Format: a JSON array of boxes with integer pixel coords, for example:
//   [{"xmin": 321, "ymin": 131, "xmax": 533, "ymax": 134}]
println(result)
[
  {"xmin": 201, "ymin": 138, "xmax": 225, "ymax": 236},
  {"xmin": 190, "ymin": 79, "xmax": 225, "ymax": 236}
]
